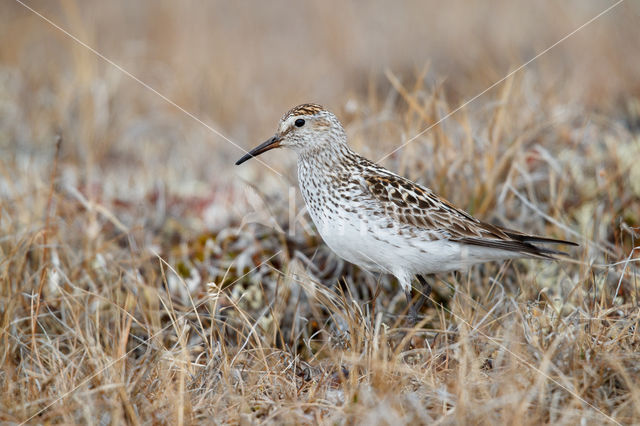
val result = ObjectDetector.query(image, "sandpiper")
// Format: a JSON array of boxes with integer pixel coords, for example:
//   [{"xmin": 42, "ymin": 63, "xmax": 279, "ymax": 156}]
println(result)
[{"xmin": 236, "ymin": 103, "xmax": 576, "ymax": 323}]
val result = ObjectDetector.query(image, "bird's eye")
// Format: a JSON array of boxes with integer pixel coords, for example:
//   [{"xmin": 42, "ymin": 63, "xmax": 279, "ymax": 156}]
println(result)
[{"xmin": 295, "ymin": 118, "xmax": 305, "ymax": 127}]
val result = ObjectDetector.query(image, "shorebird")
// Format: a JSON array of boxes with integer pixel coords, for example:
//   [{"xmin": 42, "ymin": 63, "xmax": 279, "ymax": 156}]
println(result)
[{"xmin": 236, "ymin": 103, "xmax": 576, "ymax": 324}]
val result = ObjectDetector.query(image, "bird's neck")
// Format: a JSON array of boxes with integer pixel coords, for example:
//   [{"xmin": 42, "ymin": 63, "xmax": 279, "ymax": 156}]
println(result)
[{"xmin": 297, "ymin": 142, "xmax": 357, "ymax": 178}]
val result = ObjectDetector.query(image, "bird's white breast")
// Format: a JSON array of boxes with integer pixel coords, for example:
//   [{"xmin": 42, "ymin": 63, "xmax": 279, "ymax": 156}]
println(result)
[{"xmin": 298, "ymin": 160, "xmax": 451, "ymax": 274}]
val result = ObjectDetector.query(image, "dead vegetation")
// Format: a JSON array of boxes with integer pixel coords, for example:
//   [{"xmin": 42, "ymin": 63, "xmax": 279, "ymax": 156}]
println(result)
[{"xmin": 1, "ymin": 1, "xmax": 639, "ymax": 424}]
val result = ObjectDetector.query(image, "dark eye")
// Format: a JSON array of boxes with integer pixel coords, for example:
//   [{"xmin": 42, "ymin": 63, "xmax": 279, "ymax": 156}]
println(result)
[{"xmin": 295, "ymin": 118, "xmax": 305, "ymax": 127}]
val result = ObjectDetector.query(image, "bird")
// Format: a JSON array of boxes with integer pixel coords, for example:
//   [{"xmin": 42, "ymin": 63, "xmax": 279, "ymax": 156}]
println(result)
[{"xmin": 235, "ymin": 103, "xmax": 577, "ymax": 324}]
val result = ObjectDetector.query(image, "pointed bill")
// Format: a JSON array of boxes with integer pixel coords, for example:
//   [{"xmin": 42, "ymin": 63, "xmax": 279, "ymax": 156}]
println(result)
[{"xmin": 235, "ymin": 135, "xmax": 281, "ymax": 165}]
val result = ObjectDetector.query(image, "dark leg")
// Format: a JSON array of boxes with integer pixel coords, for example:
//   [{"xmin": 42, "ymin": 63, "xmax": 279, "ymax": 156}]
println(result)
[
  {"xmin": 405, "ymin": 289, "xmax": 418, "ymax": 326},
  {"xmin": 405, "ymin": 275, "xmax": 432, "ymax": 325},
  {"xmin": 414, "ymin": 275, "xmax": 432, "ymax": 313}
]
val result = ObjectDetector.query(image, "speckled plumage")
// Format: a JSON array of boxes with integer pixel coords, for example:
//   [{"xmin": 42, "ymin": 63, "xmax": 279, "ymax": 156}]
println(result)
[{"xmin": 236, "ymin": 103, "xmax": 576, "ymax": 323}]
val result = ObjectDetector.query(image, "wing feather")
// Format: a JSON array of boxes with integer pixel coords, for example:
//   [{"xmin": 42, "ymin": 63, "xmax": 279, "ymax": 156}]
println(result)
[{"xmin": 359, "ymin": 167, "xmax": 575, "ymax": 257}]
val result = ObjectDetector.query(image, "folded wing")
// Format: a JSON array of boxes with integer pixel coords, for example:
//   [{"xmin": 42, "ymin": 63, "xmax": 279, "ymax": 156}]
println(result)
[{"xmin": 360, "ymin": 167, "xmax": 576, "ymax": 259}]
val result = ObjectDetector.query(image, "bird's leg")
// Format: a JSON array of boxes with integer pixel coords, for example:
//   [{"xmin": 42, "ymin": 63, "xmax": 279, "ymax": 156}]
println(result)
[
  {"xmin": 405, "ymin": 289, "xmax": 418, "ymax": 326},
  {"xmin": 405, "ymin": 276, "xmax": 432, "ymax": 325},
  {"xmin": 413, "ymin": 275, "xmax": 432, "ymax": 313}
]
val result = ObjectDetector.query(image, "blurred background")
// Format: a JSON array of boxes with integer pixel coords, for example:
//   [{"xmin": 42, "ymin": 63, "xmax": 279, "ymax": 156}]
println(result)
[{"xmin": 2, "ymin": 1, "xmax": 639, "ymax": 197}]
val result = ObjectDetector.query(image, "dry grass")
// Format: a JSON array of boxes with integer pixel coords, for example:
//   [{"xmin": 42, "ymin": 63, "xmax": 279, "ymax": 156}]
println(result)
[{"xmin": 1, "ymin": 1, "xmax": 640, "ymax": 424}]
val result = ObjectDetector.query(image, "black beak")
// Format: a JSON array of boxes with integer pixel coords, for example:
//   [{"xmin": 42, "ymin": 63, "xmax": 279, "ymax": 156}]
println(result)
[{"xmin": 235, "ymin": 135, "xmax": 282, "ymax": 165}]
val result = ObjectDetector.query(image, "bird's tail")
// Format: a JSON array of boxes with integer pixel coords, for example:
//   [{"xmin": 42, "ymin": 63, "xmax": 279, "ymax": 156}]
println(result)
[{"xmin": 456, "ymin": 234, "xmax": 577, "ymax": 260}]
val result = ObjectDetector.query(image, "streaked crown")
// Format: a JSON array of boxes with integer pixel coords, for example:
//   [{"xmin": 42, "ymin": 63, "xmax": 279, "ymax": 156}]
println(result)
[{"xmin": 282, "ymin": 103, "xmax": 325, "ymax": 120}]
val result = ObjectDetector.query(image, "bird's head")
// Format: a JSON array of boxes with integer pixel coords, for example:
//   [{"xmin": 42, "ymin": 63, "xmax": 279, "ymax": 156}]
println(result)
[{"xmin": 235, "ymin": 103, "xmax": 346, "ymax": 165}]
